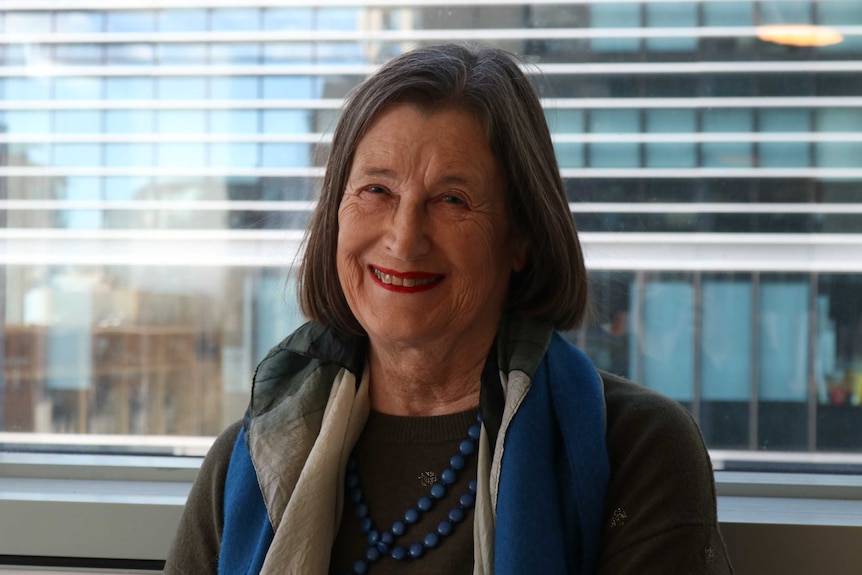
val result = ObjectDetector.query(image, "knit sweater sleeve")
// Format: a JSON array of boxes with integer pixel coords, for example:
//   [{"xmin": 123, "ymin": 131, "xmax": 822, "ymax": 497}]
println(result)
[
  {"xmin": 164, "ymin": 420, "xmax": 243, "ymax": 575},
  {"xmin": 595, "ymin": 371, "xmax": 733, "ymax": 575}
]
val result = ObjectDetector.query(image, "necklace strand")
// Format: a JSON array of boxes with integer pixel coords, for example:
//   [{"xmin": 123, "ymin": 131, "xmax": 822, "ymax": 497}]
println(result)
[{"xmin": 340, "ymin": 413, "xmax": 482, "ymax": 575}]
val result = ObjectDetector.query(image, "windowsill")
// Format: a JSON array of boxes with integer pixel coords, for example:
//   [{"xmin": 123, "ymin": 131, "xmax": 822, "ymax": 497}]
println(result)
[{"xmin": 1, "ymin": 452, "xmax": 862, "ymax": 566}]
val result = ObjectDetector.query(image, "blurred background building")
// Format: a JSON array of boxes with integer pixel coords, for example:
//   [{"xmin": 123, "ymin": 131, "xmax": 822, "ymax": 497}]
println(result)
[{"xmin": 0, "ymin": 0, "xmax": 859, "ymax": 452}]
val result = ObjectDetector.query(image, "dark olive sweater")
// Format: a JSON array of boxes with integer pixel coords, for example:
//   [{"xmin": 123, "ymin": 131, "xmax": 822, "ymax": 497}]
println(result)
[{"xmin": 165, "ymin": 371, "xmax": 733, "ymax": 574}]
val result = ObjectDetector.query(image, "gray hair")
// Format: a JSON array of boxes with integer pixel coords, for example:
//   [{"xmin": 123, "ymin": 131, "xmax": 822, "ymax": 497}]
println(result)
[{"xmin": 299, "ymin": 43, "xmax": 588, "ymax": 334}]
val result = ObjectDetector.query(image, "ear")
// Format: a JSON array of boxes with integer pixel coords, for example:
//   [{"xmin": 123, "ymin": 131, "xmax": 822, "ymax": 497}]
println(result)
[{"xmin": 512, "ymin": 237, "xmax": 528, "ymax": 272}]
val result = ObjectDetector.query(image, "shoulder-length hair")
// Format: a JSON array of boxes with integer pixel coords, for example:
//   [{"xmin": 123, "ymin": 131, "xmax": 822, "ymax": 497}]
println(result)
[{"xmin": 298, "ymin": 43, "xmax": 588, "ymax": 334}]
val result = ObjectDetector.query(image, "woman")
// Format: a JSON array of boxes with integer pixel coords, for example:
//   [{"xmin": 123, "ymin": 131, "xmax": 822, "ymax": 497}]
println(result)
[{"xmin": 166, "ymin": 44, "xmax": 733, "ymax": 575}]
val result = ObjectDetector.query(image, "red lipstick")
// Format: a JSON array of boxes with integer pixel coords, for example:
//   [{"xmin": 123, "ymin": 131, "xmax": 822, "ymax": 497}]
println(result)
[{"xmin": 369, "ymin": 265, "xmax": 443, "ymax": 293}]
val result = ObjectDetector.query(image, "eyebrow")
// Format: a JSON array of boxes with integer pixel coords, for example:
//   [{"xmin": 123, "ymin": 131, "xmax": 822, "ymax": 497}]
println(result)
[
  {"xmin": 437, "ymin": 174, "xmax": 475, "ymax": 188},
  {"xmin": 354, "ymin": 166, "xmax": 398, "ymax": 180},
  {"xmin": 353, "ymin": 165, "xmax": 480, "ymax": 188}
]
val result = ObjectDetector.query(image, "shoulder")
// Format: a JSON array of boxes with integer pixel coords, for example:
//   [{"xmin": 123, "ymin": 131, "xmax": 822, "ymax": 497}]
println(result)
[
  {"xmin": 601, "ymin": 370, "xmax": 708, "ymax": 466},
  {"xmin": 164, "ymin": 420, "xmax": 243, "ymax": 575},
  {"xmin": 597, "ymin": 370, "xmax": 733, "ymax": 574},
  {"xmin": 600, "ymin": 369, "xmax": 716, "ymax": 509},
  {"xmin": 185, "ymin": 419, "xmax": 244, "ymax": 521},
  {"xmin": 204, "ymin": 420, "xmax": 244, "ymax": 480}
]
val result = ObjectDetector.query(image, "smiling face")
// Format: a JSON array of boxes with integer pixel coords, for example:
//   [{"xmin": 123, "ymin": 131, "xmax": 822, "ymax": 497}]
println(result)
[{"xmin": 336, "ymin": 103, "xmax": 526, "ymax": 354}]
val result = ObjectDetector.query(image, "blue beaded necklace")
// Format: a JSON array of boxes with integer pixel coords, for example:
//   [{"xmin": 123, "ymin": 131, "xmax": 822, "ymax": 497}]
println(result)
[{"xmin": 340, "ymin": 413, "xmax": 482, "ymax": 575}]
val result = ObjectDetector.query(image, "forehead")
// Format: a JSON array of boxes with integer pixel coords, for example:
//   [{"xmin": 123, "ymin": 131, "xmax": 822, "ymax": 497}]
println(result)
[{"xmin": 349, "ymin": 103, "xmax": 497, "ymax": 180}]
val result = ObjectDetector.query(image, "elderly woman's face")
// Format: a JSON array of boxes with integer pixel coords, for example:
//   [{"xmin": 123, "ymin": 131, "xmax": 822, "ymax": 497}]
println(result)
[{"xmin": 336, "ymin": 103, "xmax": 526, "ymax": 351}]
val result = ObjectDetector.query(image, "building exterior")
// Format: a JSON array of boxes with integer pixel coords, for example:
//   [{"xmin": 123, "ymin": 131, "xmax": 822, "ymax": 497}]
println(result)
[{"xmin": 0, "ymin": 1, "xmax": 859, "ymax": 452}]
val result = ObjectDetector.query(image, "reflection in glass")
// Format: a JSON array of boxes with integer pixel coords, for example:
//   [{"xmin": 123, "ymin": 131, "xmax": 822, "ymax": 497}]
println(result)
[
  {"xmin": 157, "ymin": 144, "xmax": 207, "ymax": 167},
  {"xmin": 700, "ymin": 275, "xmax": 753, "ymax": 449},
  {"xmin": 589, "ymin": 109, "xmax": 639, "ymax": 168},
  {"xmin": 7, "ymin": 78, "xmax": 50, "ymax": 100},
  {"xmin": 816, "ymin": 275, "xmax": 862, "ymax": 450},
  {"xmin": 645, "ymin": 3, "xmax": 697, "ymax": 53},
  {"xmin": 106, "ymin": 44, "xmax": 156, "ymax": 66},
  {"xmin": 54, "ymin": 111, "xmax": 102, "ymax": 133},
  {"xmin": 55, "ymin": 11, "xmax": 104, "ymax": 33},
  {"xmin": 54, "ymin": 45, "xmax": 103, "ymax": 65},
  {"xmin": 158, "ymin": 9, "xmax": 207, "ymax": 32},
  {"xmin": 263, "ymin": 8, "xmax": 314, "ymax": 30},
  {"xmin": 702, "ymin": 109, "xmax": 754, "ymax": 168},
  {"xmin": 159, "ymin": 44, "xmax": 208, "ymax": 65},
  {"xmin": 106, "ymin": 11, "xmax": 155, "ymax": 33},
  {"xmin": 105, "ymin": 110, "xmax": 154, "ymax": 133},
  {"xmin": 759, "ymin": 109, "xmax": 811, "ymax": 168},
  {"xmin": 645, "ymin": 109, "xmax": 697, "ymax": 168},
  {"xmin": 211, "ymin": 44, "xmax": 260, "ymax": 64},
  {"xmin": 158, "ymin": 77, "xmax": 207, "ymax": 100},
  {"xmin": 104, "ymin": 144, "xmax": 154, "ymax": 168},
  {"xmin": 51, "ymin": 144, "xmax": 101, "ymax": 168},
  {"xmin": 6, "ymin": 12, "xmax": 51, "ymax": 34},
  {"xmin": 589, "ymin": 3, "xmax": 640, "ymax": 53},
  {"xmin": 210, "ymin": 77, "xmax": 259, "ymax": 100},
  {"xmin": 211, "ymin": 110, "xmax": 259, "ymax": 133},
  {"xmin": 758, "ymin": 276, "xmax": 810, "ymax": 450},
  {"xmin": 211, "ymin": 8, "xmax": 260, "ymax": 31},
  {"xmin": 6, "ymin": 111, "xmax": 51, "ymax": 134},
  {"xmin": 158, "ymin": 110, "xmax": 207, "ymax": 133},
  {"xmin": 210, "ymin": 143, "xmax": 260, "ymax": 168},
  {"xmin": 631, "ymin": 275, "xmax": 696, "ymax": 406},
  {"xmin": 5, "ymin": 266, "xmax": 236, "ymax": 435},
  {"xmin": 105, "ymin": 77, "xmax": 154, "ymax": 100},
  {"xmin": 53, "ymin": 78, "xmax": 103, "ymax": 100}
]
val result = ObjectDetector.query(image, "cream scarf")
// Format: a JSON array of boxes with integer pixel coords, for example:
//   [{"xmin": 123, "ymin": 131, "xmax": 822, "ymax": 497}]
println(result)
[{"xmin": 258, "ymin": 364, "xmax": 513, "ymax": 575}]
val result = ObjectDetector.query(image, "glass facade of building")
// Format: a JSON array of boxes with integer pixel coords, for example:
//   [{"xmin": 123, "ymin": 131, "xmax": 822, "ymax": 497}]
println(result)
[{"xmin": 0, "ymin": 1, "xmax": 860, "ymax": 454}]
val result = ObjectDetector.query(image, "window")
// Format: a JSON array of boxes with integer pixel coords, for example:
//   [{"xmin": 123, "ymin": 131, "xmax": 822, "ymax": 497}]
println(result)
[{"xmin": 1, "ymin": 1, "xmax": 861, "ymax": 571}]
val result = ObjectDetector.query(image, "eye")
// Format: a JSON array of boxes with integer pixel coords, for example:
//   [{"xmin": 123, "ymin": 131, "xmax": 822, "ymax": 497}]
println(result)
[
  {"xmin": 441, "ymin": 194, "xmax": 466, "ymax": 205},
  {"xmin": 365, "ymin": 185, "xmax": 388, "ymax": 195}
]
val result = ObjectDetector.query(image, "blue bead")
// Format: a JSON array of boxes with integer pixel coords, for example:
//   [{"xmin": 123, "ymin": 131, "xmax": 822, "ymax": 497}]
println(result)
[
  {"xmin": 347, "ymin": 473, "xmax": 360, "ymax": 488},
  {"xmin": 459, "ymin": 439, "xmax": 476, "ymax": 456},
  {"xmin": 376, "ymin": 540, "xmax": 390, "ymax": 554},
  {"xmin": 417, "ymin": 496, "xmax": 433, "ymax": 511},
  {"xmin": 476, "ymin": 412, "xmax": 483, "ymax": 423},
  {"xmin": 450, "ymin": 454, "xmax": 466, "ymax": 470},
  {"xmin": 391, "ymin": 520, "xmax": 406, "ymax": 536},
  {"xmin": 349, "ymin": 488, "xmax": 362, "ymax": 504},
  {"xmin": 437, "ymin": 520, "xmax": 453, "ymax": 537},
  {"xmin": 448, "ymin": 508, "xmax": 465, "ymax": 523},
  {"xmin": 366, "ymin": 547, "xmax": 381, "ymax": 563},
  {"xmin": 354, "ymin": 503, "xmax": 369, "ymax": 518},
  {"xmin": 424, "ymin": 532, "xmax": 440, "ymax": 548},
  {"xmin": 460, "ymin": 492, "xmax": 476, "ymax": 509},
  {"xmin": 409, "ymin": 542, "xmax": 425, "ymax": 558},
  {"xmin": 404, "ymin": 508, "xmax": 420, "ymax": 524},
  {"xmin": 367, "ymin": 530, "xmax": 379, "ymax": 545},
  {"xmin": 430, "ymin": 483, "xmax": 446, "ymax": 499},
  {"xmin": 468, "ymin": 423, "xmax": 481, "ymax": 440},
  {"xmin": 360, "ymin": 518, "xmax": 372, "ymax": 533},
  {"xmin": 469, "ymin": 479, "xmax": 477, "ymax": 494},
  {"xmin": 381, "ymin": 531, "xmax": 394, "ymax": 545},
  {"xmin": 441, "ymin": 468, "xmax": 457, "ymax": 485},
  {"xmin": 353, "ymin": 559, "xmax": 368, "ymax": 575},
  {"xmin": 391, "ymin": 546, "xmax": 407, "ymax": 561}
]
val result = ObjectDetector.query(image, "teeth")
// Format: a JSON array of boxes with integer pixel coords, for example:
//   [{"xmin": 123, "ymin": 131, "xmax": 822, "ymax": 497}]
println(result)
[{"xmin": 373, "ymin": 268, "xmax": 437, "ymax": 287}]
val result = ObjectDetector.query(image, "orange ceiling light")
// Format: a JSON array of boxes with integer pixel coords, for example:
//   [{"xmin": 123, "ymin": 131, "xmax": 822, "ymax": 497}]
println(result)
[{"xmin": 756, "ymin": 24, "xmax": 844, "ymax": 47}]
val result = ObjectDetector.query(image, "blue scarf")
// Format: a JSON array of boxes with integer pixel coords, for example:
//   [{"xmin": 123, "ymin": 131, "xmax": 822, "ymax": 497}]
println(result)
[{"xmin": 218, "ymin": 320, "xmax": 609, "ymax": 574}]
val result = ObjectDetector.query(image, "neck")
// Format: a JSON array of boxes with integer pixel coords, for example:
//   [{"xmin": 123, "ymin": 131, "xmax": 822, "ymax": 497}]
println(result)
[{"xmin": 367, "ymin": 338, "xmax": 489, "ymax": 416}]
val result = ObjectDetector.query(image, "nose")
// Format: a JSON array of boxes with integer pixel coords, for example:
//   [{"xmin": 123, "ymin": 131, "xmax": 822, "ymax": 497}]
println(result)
[{"xmin": 386, "ymin": 195, "xmax": 431, "ymax": 260}]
